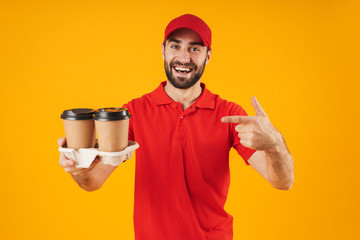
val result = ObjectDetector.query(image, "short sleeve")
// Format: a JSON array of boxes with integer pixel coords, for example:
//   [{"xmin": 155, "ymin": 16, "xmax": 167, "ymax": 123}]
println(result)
[
  {"xmin": 229, "ymin": 103, "xmax": 256, "ymax": 165},
  {"xmin": 122, "ymin": 103, "xmax": 135, "ymax": 141}
]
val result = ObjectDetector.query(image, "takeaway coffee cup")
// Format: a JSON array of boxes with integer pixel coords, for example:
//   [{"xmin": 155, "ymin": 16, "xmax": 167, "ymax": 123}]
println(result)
[
  {"xmin": 60, "ymin": 108, "xmax": 96, "ymax": 150},
  {"xmin": 93, "ymin": 108, "xmax": 131, "ymax": 152}
]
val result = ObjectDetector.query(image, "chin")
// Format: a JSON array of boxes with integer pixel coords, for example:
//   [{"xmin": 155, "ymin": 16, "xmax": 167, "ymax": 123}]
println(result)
[{"xmin": 169, "ymin": 77, "xmax": 199, "ymax": 89}]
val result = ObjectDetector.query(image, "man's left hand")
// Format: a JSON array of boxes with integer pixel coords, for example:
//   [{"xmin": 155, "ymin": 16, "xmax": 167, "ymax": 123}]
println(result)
[{"xmin": 221, "ymin": 96, "xmax": 282, "ymax": 152}]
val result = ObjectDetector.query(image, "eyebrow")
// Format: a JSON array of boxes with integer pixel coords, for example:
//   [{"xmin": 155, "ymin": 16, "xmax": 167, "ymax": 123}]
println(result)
[
  {"xmin": 168, "ymin": 39, "xmax": 204, "ymax": 46},
  {"xmin": 168, "ymin": 39, "xmax": 181, "ymax": 44},
  {"xmin": 189, "ymin": 41, "xmax": 204, "ymax": 46}
]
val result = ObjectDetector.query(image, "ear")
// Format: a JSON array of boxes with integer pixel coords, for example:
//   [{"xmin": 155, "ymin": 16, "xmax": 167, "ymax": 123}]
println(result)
[
  {"xmin": 161, "ymin": 43, "xmax": 165, "ymax": 60},
  {"xmin": 205, "ymin": 49, "xmax": 212, "ymax": 65}
]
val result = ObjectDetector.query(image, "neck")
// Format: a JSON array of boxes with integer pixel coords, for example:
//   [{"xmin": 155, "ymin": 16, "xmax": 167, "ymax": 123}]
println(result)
[{"xmin": 164, "ymin": 80, "xmax": 203, "ymax": 110}]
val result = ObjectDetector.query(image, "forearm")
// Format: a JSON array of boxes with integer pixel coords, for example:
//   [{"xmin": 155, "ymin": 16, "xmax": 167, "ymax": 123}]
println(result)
[
  {"xmin": 70, "ymin": 162, "xmax": 117, "ymax": 192},
  {"xmin": 71, "ymin": 172, "xmax": 102, "ymax": 192},
  {"xmin": 265, "ymin": 133, "xmax": 294, "ymax": 190}
]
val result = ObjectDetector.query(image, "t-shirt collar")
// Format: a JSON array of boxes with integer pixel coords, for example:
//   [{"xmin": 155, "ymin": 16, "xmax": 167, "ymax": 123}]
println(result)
[{"xmin": 151, "ymin": 81, "xmax": 216, "ymax": 109}]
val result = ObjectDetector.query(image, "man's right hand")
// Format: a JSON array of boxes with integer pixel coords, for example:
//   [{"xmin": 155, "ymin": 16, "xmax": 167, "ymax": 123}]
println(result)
[{"xmin": 58, "ymin": 137, "xmax": 100, "ymax": 176}]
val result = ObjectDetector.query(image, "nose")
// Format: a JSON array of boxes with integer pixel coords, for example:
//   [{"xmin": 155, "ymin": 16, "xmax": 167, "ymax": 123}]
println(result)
[{"xmin": 177, "ymin": 48, "xmax": 190, "ymax": 63}]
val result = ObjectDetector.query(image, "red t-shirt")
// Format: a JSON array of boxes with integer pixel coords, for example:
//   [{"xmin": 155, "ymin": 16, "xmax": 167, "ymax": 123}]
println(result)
[{"xmin": 124, "ymin": 82, "xmax": 256, "ymax": 240}]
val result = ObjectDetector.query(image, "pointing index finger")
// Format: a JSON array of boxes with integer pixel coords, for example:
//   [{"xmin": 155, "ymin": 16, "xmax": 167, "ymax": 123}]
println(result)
[{"xmin": 221, "ymin": 116, "xmax": 253, "ymax": 124}]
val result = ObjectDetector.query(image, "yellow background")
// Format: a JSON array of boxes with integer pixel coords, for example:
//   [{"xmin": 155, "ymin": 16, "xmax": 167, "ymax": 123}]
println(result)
[{"xmin": 1, "ymin": 0, "xmax": 359, "ymax": 239}]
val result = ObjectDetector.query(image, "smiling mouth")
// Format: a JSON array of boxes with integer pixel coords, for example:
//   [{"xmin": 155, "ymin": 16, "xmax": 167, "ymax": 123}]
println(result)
[{"xmin": 173, "ymin": 66, "xmax": 193, "ymax": 74}]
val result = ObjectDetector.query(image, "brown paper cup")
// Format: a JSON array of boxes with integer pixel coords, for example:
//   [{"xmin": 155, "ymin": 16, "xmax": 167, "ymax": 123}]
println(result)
[
  {"xmin": 61, "ymin": 108, "xmax": 96, "ymax": 150},
  {"xmin": 63, "ymin": 119, "xmax": 96, "ymax": 150},
  {"xmin": 94, "ymin": 108, "xmax": 131, "ymax": 152},
  {"xmin": 95, "ymin": 119, "xmax": 129, "ymax": 152}
]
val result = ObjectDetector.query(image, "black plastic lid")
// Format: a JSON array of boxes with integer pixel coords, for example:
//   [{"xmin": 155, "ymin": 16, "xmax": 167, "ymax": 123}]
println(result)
[
  {"xmin": 93, "ymin": 108, "xmax": 131, "ymax": 121},
  {"xmin": 61, "ymin": 108, "xmax": 96, "ymax": 120}
]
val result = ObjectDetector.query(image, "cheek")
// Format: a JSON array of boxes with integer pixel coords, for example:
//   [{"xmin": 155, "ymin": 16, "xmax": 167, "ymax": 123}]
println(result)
[
  {"xmin": 194, "ymin": 54, "xmax": 208, "ymax": 65},
  {"xmin": 164, "ymin": 53, "xmax": 175, "ymax": 63}
]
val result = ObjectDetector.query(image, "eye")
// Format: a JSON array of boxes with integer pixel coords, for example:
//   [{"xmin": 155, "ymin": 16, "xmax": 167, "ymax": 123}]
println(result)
[
  {"xmin": 189, "ymin": 47, "xmax": 200, "ymax": 52},
  {"xmin": 170, "ymin": 44, "xmax": 179, "ymax": 49}
]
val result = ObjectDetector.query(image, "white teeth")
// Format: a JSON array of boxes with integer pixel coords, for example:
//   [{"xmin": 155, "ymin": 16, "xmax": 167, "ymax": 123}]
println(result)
[{"xmin": 175, "ymin": 67, "xmax": 191, "ymax": 72}]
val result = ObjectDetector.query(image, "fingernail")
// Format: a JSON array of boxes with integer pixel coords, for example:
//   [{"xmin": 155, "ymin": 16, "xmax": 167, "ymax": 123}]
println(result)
[{"xmin": 221, "ymin": 117, "xmax": 227, "ymax": 122}]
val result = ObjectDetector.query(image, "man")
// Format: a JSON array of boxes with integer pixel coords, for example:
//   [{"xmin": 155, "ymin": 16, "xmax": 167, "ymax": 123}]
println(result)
[{"xmin": 59, "ymin": 14, "xmax": 294, "ymax": 240}]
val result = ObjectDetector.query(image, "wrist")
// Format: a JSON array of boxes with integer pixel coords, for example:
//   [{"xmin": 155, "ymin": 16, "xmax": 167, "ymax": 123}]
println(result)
[{"xmin": 265, "ymin": 130, "xmax": 285, "ymax": 155}]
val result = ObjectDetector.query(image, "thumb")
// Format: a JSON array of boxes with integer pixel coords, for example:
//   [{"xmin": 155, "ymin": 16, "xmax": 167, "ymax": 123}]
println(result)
[
  {"xmin": 251, "ymin": 96, "xmax": 267, "ymax": 117},
  {"xmin": 58, "ymin": 137, "xmax": 66, "ymax": 147}
]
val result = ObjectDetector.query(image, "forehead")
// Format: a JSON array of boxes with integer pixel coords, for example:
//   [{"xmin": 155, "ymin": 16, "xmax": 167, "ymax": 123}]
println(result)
[{"xmin": 167, "ymin": 28, "xmax": 203, "ymax": 45}]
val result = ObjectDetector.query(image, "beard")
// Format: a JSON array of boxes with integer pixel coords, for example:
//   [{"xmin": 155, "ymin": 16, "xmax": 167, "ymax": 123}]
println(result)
[{"xmin": 164, "ymin": 58, "xmax": 207, "ymax": 89}]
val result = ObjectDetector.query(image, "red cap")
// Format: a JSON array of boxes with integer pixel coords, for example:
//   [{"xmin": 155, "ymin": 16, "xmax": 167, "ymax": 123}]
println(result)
[{"xmin": 164, "ymin": 14, "xmax": 212, "ymax": 50}]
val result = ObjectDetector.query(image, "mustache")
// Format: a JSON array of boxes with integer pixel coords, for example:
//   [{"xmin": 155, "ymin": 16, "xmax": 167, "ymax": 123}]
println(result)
[{"xmin": 169, "ymin": 61, "xmax": 197, "ymax": 70}]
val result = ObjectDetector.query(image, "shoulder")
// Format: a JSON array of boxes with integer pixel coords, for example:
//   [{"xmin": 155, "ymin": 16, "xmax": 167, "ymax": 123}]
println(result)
[
  {"xmin": 123, "ymin": 82, "xmax": 168, "ymax": 110},
  {"xmin": 123, "ymin": 91, "xmax": 153, "ymax": 110},
  {"xmin": 212, "ymin": 92, "xmax": 249, "ymax": 116}
]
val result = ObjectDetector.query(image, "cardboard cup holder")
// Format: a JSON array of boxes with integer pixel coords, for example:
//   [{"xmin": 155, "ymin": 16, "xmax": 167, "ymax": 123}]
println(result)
[{"xmin": 58, "ymin": 141, "xmax": 139, "ymax": 168}]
